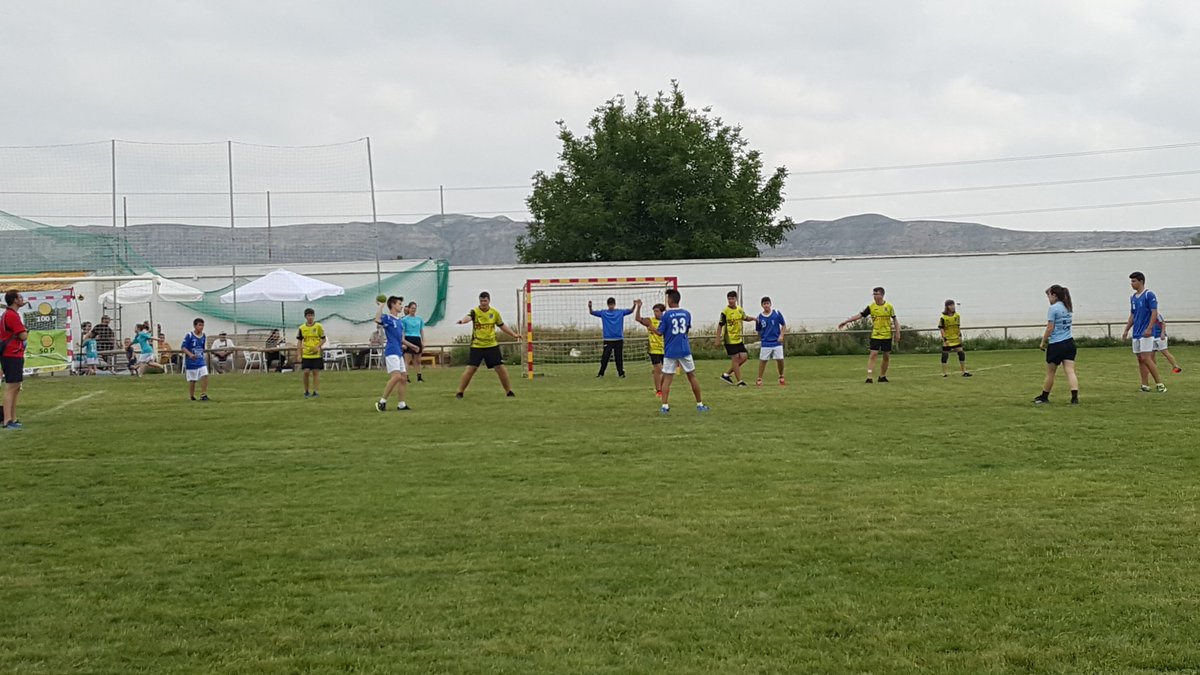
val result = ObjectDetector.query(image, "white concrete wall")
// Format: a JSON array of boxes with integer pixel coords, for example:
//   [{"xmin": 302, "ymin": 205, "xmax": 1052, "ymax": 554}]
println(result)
[{"xmin": 66, "ymin": 247, "xmax": 1200, "ymax": 345}]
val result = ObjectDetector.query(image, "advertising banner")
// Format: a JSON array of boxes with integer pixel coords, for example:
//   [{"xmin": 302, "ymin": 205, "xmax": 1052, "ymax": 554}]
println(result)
[{"xmin": 19, "ymin": 288, "xmax": 74, "ymax": 375}]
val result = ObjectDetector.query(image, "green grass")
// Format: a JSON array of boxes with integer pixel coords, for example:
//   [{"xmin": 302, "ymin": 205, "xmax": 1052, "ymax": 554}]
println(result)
[{"xmin": 2, "ymin": 348, "xmax": 1198, "ymax": 674}]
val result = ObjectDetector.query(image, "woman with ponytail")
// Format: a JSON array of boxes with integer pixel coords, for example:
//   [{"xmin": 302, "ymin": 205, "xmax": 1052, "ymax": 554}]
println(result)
[{"xmin": 1034, "ymin": 285, "xmax": 1078, "ymax": 404}]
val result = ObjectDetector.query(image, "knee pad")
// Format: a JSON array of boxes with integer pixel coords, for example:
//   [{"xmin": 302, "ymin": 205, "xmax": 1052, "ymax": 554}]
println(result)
[
  {"xmin": 958, "ymin": 351, "xmax": 966, "ymax": 362},
  {"xmin": 940, "ymin": 352, "xmax": 949, "ymax": 364}
]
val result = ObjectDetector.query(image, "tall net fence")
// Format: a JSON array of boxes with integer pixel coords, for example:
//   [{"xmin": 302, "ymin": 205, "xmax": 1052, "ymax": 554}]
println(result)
[{"xmin": 0, "ymin": 139, "xmax": 449, "ymax": 337}]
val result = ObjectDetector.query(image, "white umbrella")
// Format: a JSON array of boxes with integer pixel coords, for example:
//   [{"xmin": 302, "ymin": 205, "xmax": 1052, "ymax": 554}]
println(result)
[
  {"xmin": 219, "ymin": 268, "xmax": 345, "ymax": 328},
  {"xmin": 98, "ymin": 274, "xmax": 204, "ymax": 336}
]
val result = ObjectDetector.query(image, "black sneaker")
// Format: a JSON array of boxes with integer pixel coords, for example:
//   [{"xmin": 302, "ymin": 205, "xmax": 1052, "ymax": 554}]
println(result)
[
  {"xmin": 397, "ymin": 404, "xmax": 412, "ymax": 411},
  {"xmin": 455, "ymin": 392, "xmax": 464, "ymax": 399},
  {"xmin": 199, "ymin": 395, "xmax": 210, "ymax": 402},
  {"xmin": 417, "ymin": 374, "xmax": 424, "ymax": 382},
  {"xmin": 506, "ymin": 390, "xmax": 516, "ymax": 397},
  {"xmin": 375, "ymin": 400, "xmax": 386, "ymax": 412},
  {"xmin": 942, "ymin": 373, "xmax": 948, "ymax": 378},
  {"xmin": 963, "ymin": 372, "xmax": 973, "ymax": 378},
  {"xmin": 878, "ymin": 376, "xmax": 889, "ymax": 383},
  {"xmin": 1032, "ymin": 397, "xmax": 1049, "ymax": 405},
  {"xmin": 618, "ymin": 373, "xmax": 626, "ymax": 378},
  {"xmin": 736, "ymin": 381, "xmax": 748, "ymax": 388},
  {"xmin": 1070, "ymin": 399, "xmax": 1080, "ymax": 405},
  {"xmin": 865, "ymin": 378, "xmax": 873, "ymax": 384},
  {"xmin": 720, "ymin": 373, "xmax": 735, "ymax": 386}
]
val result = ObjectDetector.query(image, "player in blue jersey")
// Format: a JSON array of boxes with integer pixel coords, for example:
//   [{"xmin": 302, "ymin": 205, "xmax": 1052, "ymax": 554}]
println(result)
[
  {"xmin": 1121, "ymin": 271, "xmax": 1165, "ymax": 393},
  {"xmin": 180, "ymin": 318, "xmax": 210, "ymax": 402},
  {"xmin": 375, "ymin": 296, "xmax": 418, "ymax": 412},
  {"xmin": 652, "ymin": 289, "xmax": 708, "ymax": 414},
  {"xmin": 754, "ymin": 296, "xmax": 787, "ymax": 386},
  {"xmin": 1034, "ymin": 285, "xmax": 1079, "ymax": 405},
  {"xmin": 589, "ymin": 297, "xmax": 635, "ymax": 378}
]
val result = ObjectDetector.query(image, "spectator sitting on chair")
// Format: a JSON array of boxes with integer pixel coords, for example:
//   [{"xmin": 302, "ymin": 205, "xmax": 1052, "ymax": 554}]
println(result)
[
  {"xmin": 265, "ymin": 329, "xmax": 286, "ymax": 372},
  {"xmin": 210, "ymin": 332, "xmax": 235, "ymax": 373},
  {"xmin": 123, "ymin": 337, "xmax": 136, "ymax": 372},
  {"xmin": 158, "ymin": 333, "xmax": 180, "ymax": 370}
]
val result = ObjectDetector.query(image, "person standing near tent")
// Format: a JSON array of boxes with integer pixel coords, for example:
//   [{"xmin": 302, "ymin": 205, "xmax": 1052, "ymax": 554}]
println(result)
[
  {"xmin": 1, "ymin": 290, "xmax": 29, "ymax": 429},
  {"xmin": 296, "ymin": 308, "xmax": 327, "ymax": 398}
]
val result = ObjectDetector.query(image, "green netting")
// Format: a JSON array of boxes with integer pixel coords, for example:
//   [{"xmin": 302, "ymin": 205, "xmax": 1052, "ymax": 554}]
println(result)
[
  {"xmin": 0, "ymin": 209, "xmax": 155, "ymax": 275},
  {"xmin": 179, "ymin": 259, "xmax": 450, "ymax": 328}
]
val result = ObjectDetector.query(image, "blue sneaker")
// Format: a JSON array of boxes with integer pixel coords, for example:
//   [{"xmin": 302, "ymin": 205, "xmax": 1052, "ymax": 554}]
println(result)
[
  {"xmin": 696, "ymin": 404, "xmax": 710, "ymax": 412},
  {"xmin": 659, "ymin": 405, "xmax": 670, "ymax": 415},
  {"xmin": 304, "ymin": 392, "xmax": 311, "ymax": 398},
  {"xmin": 6, "ymin": 421, "xmax": 23, "ymax": 429}
]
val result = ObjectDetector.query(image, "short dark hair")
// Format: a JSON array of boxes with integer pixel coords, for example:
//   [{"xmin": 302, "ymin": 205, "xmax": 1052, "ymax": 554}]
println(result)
[
  {"xmin": 761, "ymin": 296, "xmax": 771, "ymax": 304},
  {"xmin": 304, "ymin": 308, "xmax": 315, "ymax": 316},
  {"xmin": 873, "ymin": 286, "xmax": 885, "ymax": 294},
  {"xmin": 387, "ymin": 295, "xmax": 404, "ymax": 309},
  {"xmin": 1129, "ymin": 271, "xmax": 1145, "ymax": 282},
  {"xmin": 606, "ymin": 297, "xmax": 616, "ymax": 305},
  {"xmin": 479, "ymin": 291, "xmax": 490, "ymax": 300},
  {"xmin": 652, "ymin": 303, "xmax": 666, "ymax": 312},
  {"xmin": 945, "ymin": 299, "xmax": 955, "ymax": 306},
  {"xmin": 192, "ymin": 318, "xmax": 205, "ymax": 327},
  {"xmin": 727, "ymin": 290, "xmax": 738, "ymax": 299},
  {"xmin": 3, "ymin": 290, "xmax": 19, "ymax": 306},
  {"xmin": 665, "ymin": 289, "xmax": 681, "ymax": 303}
]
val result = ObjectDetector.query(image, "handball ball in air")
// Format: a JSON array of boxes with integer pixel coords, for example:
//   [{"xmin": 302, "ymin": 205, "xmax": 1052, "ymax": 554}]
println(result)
[{"xmin": 376, "ymin": 294, "xmax": 388, "ymax": 303}]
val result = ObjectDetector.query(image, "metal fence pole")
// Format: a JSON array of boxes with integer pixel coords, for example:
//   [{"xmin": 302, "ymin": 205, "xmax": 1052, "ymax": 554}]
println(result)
[
  {"xmin": 228, "ymin": 140, "xmax": 238, "ymax": 334},
  {"xmin": 367, "ymin": 136, "xmax": 381, "ymax": 292},
  {"xmin": 266, "ymin": 190, "xmax": 272, "ymax": 263}
]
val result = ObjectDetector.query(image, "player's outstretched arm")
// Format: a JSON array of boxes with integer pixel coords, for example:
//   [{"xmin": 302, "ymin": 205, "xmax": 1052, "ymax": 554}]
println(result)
[
  {"xmin": 499, "ymin": 322, "xmax": 523, "ymax": 341},
  {"xmin": 456, "ymin": 313, "xmax": 473, "ymax": 325},
  {"xmin": 838, "ymin": 312, "xmax": 863, "ymax": 330}
]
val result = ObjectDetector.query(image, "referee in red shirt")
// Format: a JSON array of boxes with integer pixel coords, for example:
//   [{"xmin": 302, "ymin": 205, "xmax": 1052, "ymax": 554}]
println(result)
[{"xmin": 1, "ymin": 290, "xmax": 29, "ymax": 430}]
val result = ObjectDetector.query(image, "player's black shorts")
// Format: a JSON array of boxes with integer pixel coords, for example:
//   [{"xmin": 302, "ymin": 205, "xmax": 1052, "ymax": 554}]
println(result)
[
  {"xmin": 406, "ymin": 337, "xmax": 423, "ymax": 354},
  {"xmin": 650, "ymin": 353, "xmax": 664, "ymax": 365},
  {"xmin": 724, "ymin": 343, "xmax": 748, "ymax": 356},
  {"xmin": 1046, "ymin": 339, "xmax": 1077, "ymax": 365},
  {"xmin": 869, "ymin": 338, "xmax": 893, "ymax": 352},
  {"xmin": 941, "ymin": 343, "xmax": 963, "ymax": 352},
  {"xmin": 468, "ymin": 346, "xmax": 503, "ymax": 369},
  {"xmin": 1, "ymin": 356, "xmax": 24, "ymax": 384},
  {"xmin": 301, "ymin": 357, "xmax": 324, "ymax": 370}
]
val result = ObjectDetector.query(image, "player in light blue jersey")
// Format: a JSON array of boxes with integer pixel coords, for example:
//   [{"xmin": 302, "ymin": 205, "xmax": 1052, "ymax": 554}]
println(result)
[
  {"xmin": 652, "ymin": 288, "xmax": 707, "ymax": 414},
  {"xmin": 754, "ymin": 296, "xmax": 787, "ymax": 386},
  {"xmin": 1034, "ymin": 285, "xmax": 1078, "ymax": 405},
  {"xmin": 375, "ymin": 296, "xmax": 418, "ymax": 412},
  {"xmin": 1121, "ymin": 271, "xmax": 1165, "ymax": 393}
]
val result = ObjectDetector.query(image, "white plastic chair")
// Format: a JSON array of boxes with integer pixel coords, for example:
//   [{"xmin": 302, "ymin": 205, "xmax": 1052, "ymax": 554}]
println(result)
[
  {"xmin": 366, "ymin": 347, "xmax": 384, "ymax": 370},
  {"xmin": 323, "ymin": 346, "xmax": 350, "ymax": 370},
  {"xmin": 242, "ymin": 350, "xmax": 266, "ymax": 373}
]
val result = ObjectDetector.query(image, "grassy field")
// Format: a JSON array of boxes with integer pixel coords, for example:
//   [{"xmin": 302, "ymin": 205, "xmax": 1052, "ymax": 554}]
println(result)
[{"xmin": 2, "ymin": 347, "xmax": 1198, "ymax": 674}]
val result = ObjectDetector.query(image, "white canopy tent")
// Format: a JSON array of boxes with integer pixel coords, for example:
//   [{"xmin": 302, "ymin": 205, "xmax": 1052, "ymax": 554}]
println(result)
[
  {"xmin": 219, "ymin": 268, "xmax": 345, "ymax": 329},
  {"xmin": 98, "ymin": 274, "xmax": 204, "ymax": 336}
]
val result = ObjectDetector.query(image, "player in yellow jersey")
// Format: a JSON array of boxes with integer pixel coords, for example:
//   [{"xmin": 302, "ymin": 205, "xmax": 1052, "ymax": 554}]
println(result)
[
  {"xmin": 454, "ymin": 291, "xmax": 523, "ymax": 398},
  {"xmin": 295, "ymin": 308, "xmax": 327, "ymax": 397},
  {"xmin": 634, "ymin": 298, "xmax": 667, "ymax": 397},
  {"xmin": 939, "ymin": 299, "xmax": 972, "ymax": 378},
  {"xmin": 715, "ymin": 290, "xmax": 756, "ymax": 387},
  {"xmin": 838, "ymin": 286, "xmax": 900, "ymax": 383}
]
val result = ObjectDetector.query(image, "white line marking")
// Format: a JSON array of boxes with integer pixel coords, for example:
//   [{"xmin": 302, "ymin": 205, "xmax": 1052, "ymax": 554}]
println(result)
[{"xmin": 31, "ymin": 390, "xmax": 105, "ymax": 418}]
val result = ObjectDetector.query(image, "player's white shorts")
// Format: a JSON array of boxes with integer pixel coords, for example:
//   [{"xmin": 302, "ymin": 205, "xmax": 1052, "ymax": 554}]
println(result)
[
  {"xmin": 85, "ymin": 357, "xmax": 98, "ymax": 366},
  {"xmin": 385, "ymin": 354, "xmax": 407, "ymax": 374},
  {"xmin": 185, "ymin": 366, "xmax": 209, "ymax": 382},
  {"xmin": 1154, "ymin": 337, "xmax": 1169, "ymax": 351},
  {"xmin": 662, "ymin": 355, "xmax": 696, "ymax": 375},
  {"xmin": 1132, "ymin": 337, "xmax": 1155, "ymax": 354},
  {"xmin": 136, "ymin": 352, "xmax": 154, "ymax": 364},
  {"xmin": 759, "ymin": 345, "xmax": 784, "ymax": 361}
]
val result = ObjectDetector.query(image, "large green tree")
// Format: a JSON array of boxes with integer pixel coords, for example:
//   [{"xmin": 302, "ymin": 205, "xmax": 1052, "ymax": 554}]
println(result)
[{"xmin": 517, "ymin": 82, "xmax": 794, "ymax": 263}]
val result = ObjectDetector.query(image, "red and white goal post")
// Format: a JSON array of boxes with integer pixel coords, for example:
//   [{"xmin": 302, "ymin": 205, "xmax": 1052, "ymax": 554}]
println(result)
[{"xmin": 521, "ymin": 276, "xmax": 678, "ymax": 379}]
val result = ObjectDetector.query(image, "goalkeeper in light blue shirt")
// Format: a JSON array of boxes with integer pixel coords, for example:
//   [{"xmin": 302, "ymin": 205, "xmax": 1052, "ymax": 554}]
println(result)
[{"xmin": 588, "ymin": 297, "xmax": 634, "ymax": 378}]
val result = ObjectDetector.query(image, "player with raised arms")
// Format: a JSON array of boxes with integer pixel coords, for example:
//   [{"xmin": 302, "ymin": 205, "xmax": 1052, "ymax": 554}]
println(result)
[
  {"xmin": 455, "ymin": 291, "xmax": 522, "ymax": 399},
  {"xmin": 375, "ymin": 295, "xmax": 417, "ymax": 412},
  {"xmin": 1121, "ymin": 271, "xmax": 1166, "ymax": 393},
  {"xmin": 754, "ymin": 296, "xmax": 787, "ymax": 386},
  {"xmin": 716, "ymin": 290, "xmax": 755, "ymax": 387},
  {"xmin": 838, "ymin": 286, "xmax": 900, "ymax": 383},
  {"xmin": 939, "ymin": 299, "xmax": 972, "ymax": 378},
  {"xmin": 633, "ymin": 298, "xmax": 666, "ymax": 397},
  {"xmin": 653, "ymin": 288, "xmax": 708, "ymax": 414}
]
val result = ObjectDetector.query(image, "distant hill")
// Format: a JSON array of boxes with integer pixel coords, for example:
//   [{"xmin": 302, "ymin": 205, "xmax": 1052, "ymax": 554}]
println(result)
[{"xmin": 3, "ymin": 213, "xmax": 1197, "ymax": 270}]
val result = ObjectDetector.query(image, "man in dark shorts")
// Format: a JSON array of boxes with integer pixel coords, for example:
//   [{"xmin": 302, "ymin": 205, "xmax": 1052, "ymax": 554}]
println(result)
[
  {"xmin": 838, "ymin": 286, "xmax": 900, "ymax": 383},
  {"xmin": 1, "ymin": 290, "xmax": 30, "ymax": 429},
  {"xmin": 454, "ymin": 291, "xmax": 523, "ymax": 398},
  {"xmin": 296, "ymin": 308, "xmax": 327, "ymax": 398},
  {"xmin": 716, "ymin": 290, "xmax": 755, "ymax": 387}
]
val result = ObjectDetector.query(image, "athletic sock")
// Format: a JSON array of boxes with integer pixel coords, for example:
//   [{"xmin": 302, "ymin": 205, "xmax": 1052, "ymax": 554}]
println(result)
[{"xmin": 1070, "ymin": 390, "xmax": 1079, "ymax": 402}]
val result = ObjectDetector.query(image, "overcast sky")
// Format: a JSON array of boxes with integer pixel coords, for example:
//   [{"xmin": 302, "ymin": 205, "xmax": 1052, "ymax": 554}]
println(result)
[{"xmin": 3, "ymin": 0, "xmax": 1200, "ymax": 232}]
